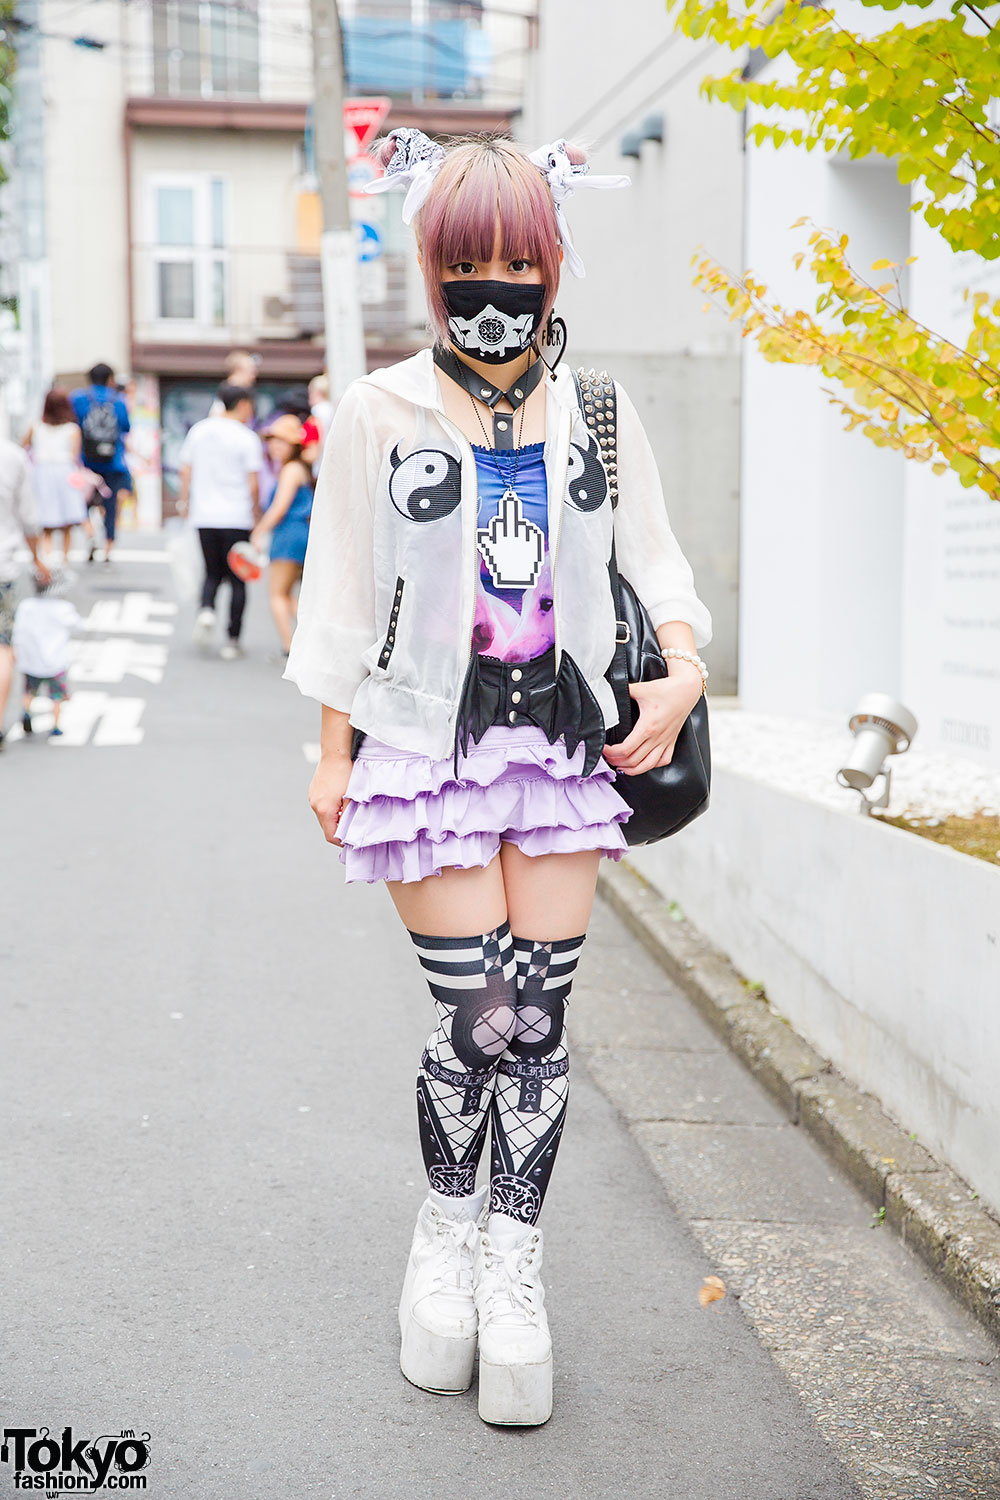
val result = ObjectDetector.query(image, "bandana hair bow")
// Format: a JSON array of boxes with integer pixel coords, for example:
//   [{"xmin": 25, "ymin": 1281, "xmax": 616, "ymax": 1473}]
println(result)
[
  {"xmin": 362, "ymin": 127, "xmax": 446, "ymax": 224},
  {"xmin": 528, "ymin": 140, "xmax": 631, "ymax": 278}
]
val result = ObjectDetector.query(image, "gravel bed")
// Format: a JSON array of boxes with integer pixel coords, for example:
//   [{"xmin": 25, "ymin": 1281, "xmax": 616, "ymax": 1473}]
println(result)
[{"xmin": 707, "ymin": 704, "xmax": 1000, "ymax": 823}]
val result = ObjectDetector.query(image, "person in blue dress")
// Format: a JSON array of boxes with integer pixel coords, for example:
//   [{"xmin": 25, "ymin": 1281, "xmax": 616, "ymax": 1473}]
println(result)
[{"xmin": 251, "ymin": 413, "xmax": 314, "ymax": 657}]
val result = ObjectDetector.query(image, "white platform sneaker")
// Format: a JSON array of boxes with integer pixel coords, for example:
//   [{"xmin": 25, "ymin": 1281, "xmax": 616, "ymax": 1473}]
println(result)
[
  {"xmin": 398, "ymin": 1187, "xmax": 487, "ymax": 1394},
  {"xmin": 473, "ymin": 1215, "xmax": 553, "ymax": 1426}
]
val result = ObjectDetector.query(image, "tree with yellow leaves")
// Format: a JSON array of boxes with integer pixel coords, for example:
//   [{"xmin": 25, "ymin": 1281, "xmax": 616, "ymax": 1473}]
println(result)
[{"xmin": 671, "ymin": 0, "xmax": 1000, "ymax": 500}]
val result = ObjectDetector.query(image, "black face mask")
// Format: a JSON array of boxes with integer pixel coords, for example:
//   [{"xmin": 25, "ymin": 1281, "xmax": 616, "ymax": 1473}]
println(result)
[{"xmin": 440, "ymin": 279, "xmax": 546, "ymax": 364}]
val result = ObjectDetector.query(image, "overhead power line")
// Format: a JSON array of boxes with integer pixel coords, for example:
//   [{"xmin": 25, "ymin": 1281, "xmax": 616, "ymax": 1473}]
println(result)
[
  {"xmin": 589, "ymin": 42, "xmax": 719, "ymax": 153},
  {"xmin": 560, "ymin": 29, "xmax": 681, "ymax": 142}
]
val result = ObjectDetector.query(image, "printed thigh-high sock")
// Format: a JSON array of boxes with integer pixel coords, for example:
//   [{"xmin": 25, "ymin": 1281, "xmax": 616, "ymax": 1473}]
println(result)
[
  {"xmin": 489, "ymin": 934, "xmax": 585, "ymax": 1226},
  {"xmin": 409, "ymin": 922, "xmax": 518, "ymax": 1200}
]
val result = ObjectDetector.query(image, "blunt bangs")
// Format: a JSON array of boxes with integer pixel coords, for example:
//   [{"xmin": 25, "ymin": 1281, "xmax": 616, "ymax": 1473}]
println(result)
[{"xmin": 417, "ymin": 139, "xmax": 562, "ymax": 346}]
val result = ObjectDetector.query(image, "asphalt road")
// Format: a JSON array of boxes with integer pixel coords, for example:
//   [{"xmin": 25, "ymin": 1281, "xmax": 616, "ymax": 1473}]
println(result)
[{"xmin": 2, "ymin": 539, "xmax": 867, "ymax": 1498}]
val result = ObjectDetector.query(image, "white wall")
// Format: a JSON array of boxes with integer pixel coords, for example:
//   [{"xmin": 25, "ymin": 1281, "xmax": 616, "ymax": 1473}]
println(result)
[
  {"xmin": 900, "ymin": 222, "xmax": 1000, "ymax": 764},
  {"xmin": 740, "ymin": 125, "xmax": 911, "ymax": 720},
  {"xmin": 41, "ymin": 0, "xmax": 130, "ymax": 382},
  {"xmin": 633, "ymin": 777, "xmax": 1000, "ymax": 1217},
  {"xmin": 520, "ymin": 0, "xmax": 744, "ymax": 692},
  {"xmin": 740, "ymin": 7, "xmax": 1000, "ymax": 766}
]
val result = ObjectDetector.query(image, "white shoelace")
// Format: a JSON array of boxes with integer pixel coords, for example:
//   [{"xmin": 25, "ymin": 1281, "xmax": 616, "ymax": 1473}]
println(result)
[
  {"xmin": 423, "ymin": 1211, "xmax": 479, "ymax": 1308},
  {"xmin": 477, "ymin": 1237, "xmax": 543, "ymax": 1327}
]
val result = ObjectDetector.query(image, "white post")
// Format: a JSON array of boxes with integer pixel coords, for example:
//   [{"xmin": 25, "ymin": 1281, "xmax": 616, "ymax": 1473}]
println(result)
[{"xmin": 309, "ymin": 0, "xmax": 367, "ymax": 400}]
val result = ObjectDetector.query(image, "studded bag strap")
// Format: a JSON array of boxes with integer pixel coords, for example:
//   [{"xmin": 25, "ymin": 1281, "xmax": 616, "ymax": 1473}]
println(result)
[
  {"xmin": 574, "ymin": 366, "xmax": 618, "ymax": 508},
  {"xmin": 572, "ymin": 367, "xmax": 632, "ymax": 733}
]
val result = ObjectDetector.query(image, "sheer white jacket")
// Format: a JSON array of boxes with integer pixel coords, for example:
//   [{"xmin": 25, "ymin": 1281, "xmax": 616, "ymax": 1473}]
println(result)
[{"xmin": 283, "ymin": 347, "xmax": 712, "ymax": 761}]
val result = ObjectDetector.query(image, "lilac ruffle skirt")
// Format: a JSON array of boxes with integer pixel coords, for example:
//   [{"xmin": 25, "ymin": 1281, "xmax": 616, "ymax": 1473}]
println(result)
[{"xmin": 338, "ymin": 724, "xmax": 633, "ymax": 884}]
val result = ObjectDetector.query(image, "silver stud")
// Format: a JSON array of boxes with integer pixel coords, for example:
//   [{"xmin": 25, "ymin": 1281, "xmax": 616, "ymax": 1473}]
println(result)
[
  {"xmin": 511, "ymin": 691, "xmax": 522, "ymax": 704},
  {"xmin": 497, "ymin": 420, "xmax": 508, "ymax": 430},
  {"xmin": 514, "ymin": 388, "xmax": 523, "ymax": 399},
  {"xmin": 480, "ymin": 388, "xmax": 491, "ymax": 397},
  {"xmin": 585, "ymin": 404, "xmax": 594, "ymax": 413},
  {"xmin": 511, "ymin": 668, "xmax": 523, "ymax": 681},
  {"xmin": 508, "ymin": 711, "xmax": 517, "ymax": 723}
]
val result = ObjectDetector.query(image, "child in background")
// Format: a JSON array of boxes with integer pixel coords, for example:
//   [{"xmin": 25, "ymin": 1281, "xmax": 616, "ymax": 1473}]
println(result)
[{"xmin": 13, "ymin": 568, "xmax": 81, "ymax": 738}]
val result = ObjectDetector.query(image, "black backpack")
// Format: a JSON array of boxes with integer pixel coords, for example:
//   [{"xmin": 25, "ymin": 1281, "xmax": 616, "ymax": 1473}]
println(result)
[{"xmin": 81, "ymin": 393, "xmax": 121, "ymax": 465}]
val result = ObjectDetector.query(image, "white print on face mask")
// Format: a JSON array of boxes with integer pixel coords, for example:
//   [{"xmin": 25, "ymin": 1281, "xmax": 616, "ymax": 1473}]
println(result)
[
  {"xmin": 448, "ymin": 305, "xmax": 536, "ymax": 359},
  {"xmin": 477, "ymin": 491, "xmax": 544, "ymax": 590}
]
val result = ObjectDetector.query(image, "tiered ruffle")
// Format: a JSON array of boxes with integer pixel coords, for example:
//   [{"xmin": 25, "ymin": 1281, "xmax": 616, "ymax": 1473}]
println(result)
[{"xmin": 339, "ymin": 724, "xmax": 631, "ymax": 884}]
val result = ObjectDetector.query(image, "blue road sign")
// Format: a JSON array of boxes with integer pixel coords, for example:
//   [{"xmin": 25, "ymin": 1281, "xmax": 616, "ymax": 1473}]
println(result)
[{"xmin": 354, "ymin": 221, "xmax": 383, "ymax": 262}]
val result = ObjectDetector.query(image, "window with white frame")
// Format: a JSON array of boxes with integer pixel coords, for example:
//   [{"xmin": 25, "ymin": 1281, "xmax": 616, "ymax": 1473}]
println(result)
[
  {"xmin": 152, "ymin": 0, "xmax": 260, "ymax": 99},
  {"xmin": 149, "ymin": 175, "xmax": 229, "ymax": 330}
]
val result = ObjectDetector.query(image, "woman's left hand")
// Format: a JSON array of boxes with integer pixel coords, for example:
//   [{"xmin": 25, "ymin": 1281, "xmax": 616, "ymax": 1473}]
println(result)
[
  {"xmin": 249, "ymin": 525, "xmax": 266, "ymax": 553},
  {"xmin": 602, "ymin": 670, "xmax": 703, "ymax": 776}
]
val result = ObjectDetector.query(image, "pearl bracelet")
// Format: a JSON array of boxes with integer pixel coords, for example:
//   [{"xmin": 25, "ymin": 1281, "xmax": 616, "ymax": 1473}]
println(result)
[{"xmin": 663, "ymin": 647, "xmax": 709, "ymax": 693}]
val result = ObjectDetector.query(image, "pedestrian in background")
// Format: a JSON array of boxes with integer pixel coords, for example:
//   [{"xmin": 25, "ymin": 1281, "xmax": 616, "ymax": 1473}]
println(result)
[
  {"xmin": 13, "ymin": 567, "xmax": 80, "ymax": 740},
  {"xmin": 0, "ymin": 437, "xmax": 48, "ymax": 750},
  {"xmin": 22, "ymin": 388, "xmax": 86, "ymax": 563},
  {"xmin": 224, "ymin": 348, "xmax": 260, "ymax": 391},
  {"xmin": 70, "ymin": 363, "xmax": 131, "ymax": 565},
  {"xmin": 307, "ymin": 372, "xmax": 335, "ymax": 473},
  {"xmin": 178, "ymin": 383, "xmax": 263, "ymax": 662},
  {"xmin": 250, "ymin": 413, "xmax": 313, "ymax": 659},
  {"xmin": 210, "ymin": 350, "xmax": 260, "ymax": 417}
]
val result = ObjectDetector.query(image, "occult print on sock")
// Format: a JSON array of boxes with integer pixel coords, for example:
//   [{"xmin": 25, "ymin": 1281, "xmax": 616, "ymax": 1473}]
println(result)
[
  {"xmin": 490, "ymin": 935, "xmax": 585, "ymax": 1224},
  {"xmin": 410, "ymin": 924, "xmax": 518, "ymax": 1199}
]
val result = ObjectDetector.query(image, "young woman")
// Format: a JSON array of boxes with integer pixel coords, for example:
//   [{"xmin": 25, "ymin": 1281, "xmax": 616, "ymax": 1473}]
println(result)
[
  {"xmin": 251, "ymin": 413, "xmax": 314, "ymax": 657},
  {"xmin": 284, "ymin": 131, "xmax": 712, "ymax": 1427},
  {"xmin": 23, "ymin": 389, "xmax": 86, "ymax": 562}
]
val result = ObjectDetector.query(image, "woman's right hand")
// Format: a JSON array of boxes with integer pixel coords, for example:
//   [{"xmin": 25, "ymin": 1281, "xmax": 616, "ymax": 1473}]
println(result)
[{"xmin": 309, "ymin": 752, "xmax": 354, "ymax": 846}]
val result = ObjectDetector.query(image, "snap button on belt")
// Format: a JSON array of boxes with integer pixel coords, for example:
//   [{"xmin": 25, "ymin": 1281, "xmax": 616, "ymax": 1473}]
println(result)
[{"xmin": 475, "ymin": 647, "xmax": 557, "ymax": 729}]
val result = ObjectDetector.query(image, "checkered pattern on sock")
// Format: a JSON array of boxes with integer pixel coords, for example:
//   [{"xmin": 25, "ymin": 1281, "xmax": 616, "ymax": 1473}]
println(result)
[
  {"xmin": 489, "ymin": 934, "xmax": 585, "ymax": 1224},
  {"xmin": 409, "ymin": 922, "xmax": 518, "ymax": 1199}
]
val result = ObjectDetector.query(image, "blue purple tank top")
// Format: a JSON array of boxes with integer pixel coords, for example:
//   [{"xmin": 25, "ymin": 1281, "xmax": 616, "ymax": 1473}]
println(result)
[{"xmin": 471, "ymin": 441, "xmax": 553, "ymax": 662}]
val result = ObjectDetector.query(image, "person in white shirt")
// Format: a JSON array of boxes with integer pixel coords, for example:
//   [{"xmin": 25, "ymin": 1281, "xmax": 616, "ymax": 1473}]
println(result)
[
  {"xmin": 13, "ymin": 567, "xmax": 81, "ymax": 739},
  {"xmin": 0, "ymin": 437, "xmax": 49, "ymax": 750},
  {"xmin": 177, "ymin": 383, "xmax": 264, "ymax": 660}
]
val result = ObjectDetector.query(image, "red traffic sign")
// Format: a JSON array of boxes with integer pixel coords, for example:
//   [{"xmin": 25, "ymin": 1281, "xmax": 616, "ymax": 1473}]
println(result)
[{"xmin": 344, "ymin": 96, "xmax": 391, "ymax": 154}]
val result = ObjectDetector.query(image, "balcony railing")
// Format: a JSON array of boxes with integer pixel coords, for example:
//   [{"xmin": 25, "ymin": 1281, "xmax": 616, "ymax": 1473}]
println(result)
[{"xmin": 131, "ymin": 243, "xmax": 424, "ymax": 351}]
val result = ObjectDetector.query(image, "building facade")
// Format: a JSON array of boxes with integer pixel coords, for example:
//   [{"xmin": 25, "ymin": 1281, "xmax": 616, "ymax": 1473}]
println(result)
[{"xmin": 5, "ymin": 0, "xmax": 530, "ymax": 519}]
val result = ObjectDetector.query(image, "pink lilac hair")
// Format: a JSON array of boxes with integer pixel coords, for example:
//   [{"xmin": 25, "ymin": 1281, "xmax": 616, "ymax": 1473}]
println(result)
[{"xmin": 376, "ymin": 134, "xmax": 587, "ymax": 347}]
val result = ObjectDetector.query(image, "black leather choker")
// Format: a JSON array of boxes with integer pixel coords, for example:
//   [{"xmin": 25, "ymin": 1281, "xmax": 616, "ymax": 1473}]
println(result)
[{"xmin": 433, "ymin": 346, "xmax": 547, "ymax": 450}]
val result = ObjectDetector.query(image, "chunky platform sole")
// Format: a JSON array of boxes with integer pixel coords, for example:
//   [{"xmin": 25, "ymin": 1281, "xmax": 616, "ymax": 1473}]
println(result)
[
  {"xmin": 477, "ymin": 1352, "xmax": 553, "ymax": 1425},
  {"xmin": 398, "ymin": 1309, "xmax": 477, "ymax": 1394}
]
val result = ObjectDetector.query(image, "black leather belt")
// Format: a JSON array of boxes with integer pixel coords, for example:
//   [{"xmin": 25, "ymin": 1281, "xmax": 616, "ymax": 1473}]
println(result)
[{"xmin": 454, "ymin": 645, "xmax": 606, "ymax": 778}]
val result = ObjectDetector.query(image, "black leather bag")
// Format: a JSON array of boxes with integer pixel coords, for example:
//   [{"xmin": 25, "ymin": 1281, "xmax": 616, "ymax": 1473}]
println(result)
[{"xmin": 574, "ymin": 368, "xmax": 711, "ymax": 845}]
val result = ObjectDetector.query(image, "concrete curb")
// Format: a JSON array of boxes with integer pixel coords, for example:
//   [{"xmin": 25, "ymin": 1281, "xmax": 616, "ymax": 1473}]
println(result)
[{"xmin": 598, "ymin": 859, "xmax": 1000, "ymax": 1344}]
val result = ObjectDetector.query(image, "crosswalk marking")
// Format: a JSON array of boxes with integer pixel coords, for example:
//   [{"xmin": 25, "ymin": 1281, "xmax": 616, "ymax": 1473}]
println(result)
[
  {"xmin": 80, "ymin": 592, "xmax": 177, "ymax": 637},
  {"xmin": 69, "ymin": 637, "xmax": 168, "ymax": 686},
  {"xmin": 5, "ymin": 691, "xmax": 146, "ymax": 747}
]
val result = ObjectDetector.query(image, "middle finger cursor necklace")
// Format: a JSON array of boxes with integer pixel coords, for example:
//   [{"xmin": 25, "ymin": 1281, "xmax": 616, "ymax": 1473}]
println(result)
[{"xmin": 469, "ymin": 387, "xmax": 545, "ymax": 591}]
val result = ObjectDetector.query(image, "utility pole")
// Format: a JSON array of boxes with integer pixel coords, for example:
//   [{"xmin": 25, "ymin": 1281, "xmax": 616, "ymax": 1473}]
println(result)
[{"xmin": 308, "ymin": 0, "xmax": 366, "ymax": 401}]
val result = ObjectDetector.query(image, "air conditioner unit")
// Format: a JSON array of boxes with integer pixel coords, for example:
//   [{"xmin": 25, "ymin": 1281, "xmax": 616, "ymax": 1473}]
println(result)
[{"xmin": 263, "ymin": 294, "xmax": 293, "ymax": 321}]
